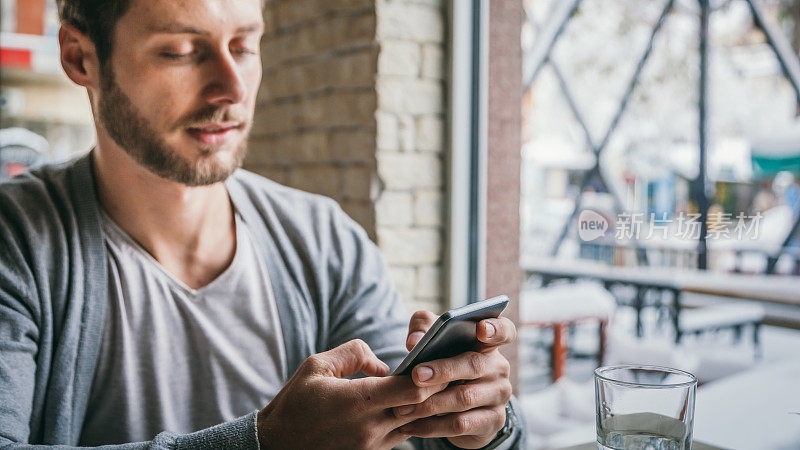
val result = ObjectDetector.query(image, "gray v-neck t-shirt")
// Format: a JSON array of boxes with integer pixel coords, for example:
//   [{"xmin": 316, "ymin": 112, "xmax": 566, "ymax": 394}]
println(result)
[{"xmin": 79, "ymin": 209, "xmax": 287, "ymax": 446}]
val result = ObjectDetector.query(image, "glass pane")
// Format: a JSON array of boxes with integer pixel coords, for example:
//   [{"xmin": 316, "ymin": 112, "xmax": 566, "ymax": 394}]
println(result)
[{"xmin": 519, "ymin": 2, "xmax": 800, "ymax": 448}]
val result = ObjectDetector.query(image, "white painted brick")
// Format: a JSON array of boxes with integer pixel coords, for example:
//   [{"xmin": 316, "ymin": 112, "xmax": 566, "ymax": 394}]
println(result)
[
  {"xmin": 378, "ymin": 40, "xmax": 421, "ymax": 76},
  {"xmin": 414, "ymin": 190, "xmax": 442, "ymax": 226},
  {"xmin": 377, "ymin": 152, "xmax": 442, "ymax": 190},
  {"xmin": 416, "ymin": 115, "xmax": 444, "ymax": 152},
  {"xmin": 404, "ymin": 298, "xmax": 444, "ymax": 315},
  {"xmin": 416, "ymin": 265, "xmax": 441, "ymax": 299},
  {"xmin": 421, "ymin": 43, "xmax": 444, "ymax": 79},
  {"xmin": 406, "ymin": 0, "xmax": 444, "ymax": 6},
  {"xmin": 376, "ymin": 111, "xmax": 399, "ymax": 152},
  {"xmin": 377, "ymin": 78, "xmax": 443, "ymax": 114},
  {"xmin": 377, "ymin": 2, "xmax": 444, "ymax": 43},
  {"xmin": 398, "ymin": 113, "xmax": 416, "ymax": 152},
  {"xmin": 389, "ymin": 266, "xmax": 416, "ymax": 303},
  {"xmin": 378, "ymin": 227, "xmax": 441, "ymax": 265},
  {"xmin": 376, "ymin": 190, "xmax": 414, "ymax": 226}
]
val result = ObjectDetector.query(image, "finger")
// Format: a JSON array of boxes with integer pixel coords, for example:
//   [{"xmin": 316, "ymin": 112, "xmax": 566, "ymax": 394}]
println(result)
[
  {"xmin": 407, "ymin": 311, "xmax": 438, "ymax": 351},
  {"xmin": 411, "ymin": 351, "xmax": 503, "ymax": 386},
  {"xmin": 399, "ymin": 406, "xmax": 506, "ymax": 439},
  {"xmin": 476, "ymin": 317, "xmax": 517, "ymax": 348},
  {"xmin": 305, "ymin": 339, "xmax": 390, "ymax": 378},
  {"xmin": 354, "ymin": 374, "xmax": 449, "ymax": 410},
  {"xmin": 393, "ymin": 378, "xmax": 512, "ymax": 419},
  {"xmin": 383, "ymin": 427, "xmax": 417, "ymax": 450}
]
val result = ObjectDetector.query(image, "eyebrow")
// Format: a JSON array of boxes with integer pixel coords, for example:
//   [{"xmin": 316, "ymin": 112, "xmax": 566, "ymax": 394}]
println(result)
[{"xmin": 147, "ymin": 23, "xmax": 264, "ymax": 36}]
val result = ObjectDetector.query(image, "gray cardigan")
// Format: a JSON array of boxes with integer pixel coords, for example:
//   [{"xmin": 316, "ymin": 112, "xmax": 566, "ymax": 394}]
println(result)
[{"xmin": 0, "ymin": 153, "xmax": 523, "ymax": 449}]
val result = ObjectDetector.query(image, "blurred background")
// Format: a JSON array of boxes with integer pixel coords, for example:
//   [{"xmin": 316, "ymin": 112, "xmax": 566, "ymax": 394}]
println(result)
[{"xmin": 2, "ymin": 0, "xmax": 800, "ymax": 448}]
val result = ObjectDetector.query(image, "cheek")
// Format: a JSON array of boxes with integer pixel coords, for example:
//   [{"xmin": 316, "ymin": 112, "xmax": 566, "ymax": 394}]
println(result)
[
  {"xmin": 243, "ymin": 62, "xmax": 263, "ymax": 105},
  {"xmin": 142, "ymin": 95, "xmax": 185, "ymax": 131},
  {"xmin": 141, "ymin": 83, "xmax": 198, "ymax": 128},
  {"xmin": 114, "ymin": 70, "xmax": 190, "ymax": 126}
]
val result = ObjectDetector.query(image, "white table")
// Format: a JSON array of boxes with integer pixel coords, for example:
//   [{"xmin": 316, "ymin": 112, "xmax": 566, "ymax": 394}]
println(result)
[
  {"xmin": 693, "ymin": 359, "xmax": 800, "ymax": 449},
  {"xmin": 522, "ymin": 257, "xmax": 800, "ymax": 337}
]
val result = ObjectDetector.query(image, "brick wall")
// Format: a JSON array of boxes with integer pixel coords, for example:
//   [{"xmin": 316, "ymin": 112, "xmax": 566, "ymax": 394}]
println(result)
[
  {"xmin": 248, "ymin": 0, "xmax": 378, "ymax": 236},
  {"xmin": 375, "ymin": 0, "xmax": 446, "ymax": 313},
  {"xmin": 248, "ymin": 0, "xmax": 448, "ymax": 313}
]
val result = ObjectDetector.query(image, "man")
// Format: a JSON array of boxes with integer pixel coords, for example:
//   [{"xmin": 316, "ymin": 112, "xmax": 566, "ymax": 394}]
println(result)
[{"xmin": 0, "ymin": 0, "xmax": 524, "ymax": 448}]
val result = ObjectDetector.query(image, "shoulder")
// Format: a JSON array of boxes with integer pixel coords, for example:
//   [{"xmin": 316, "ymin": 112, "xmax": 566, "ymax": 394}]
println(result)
[
  {"xmin": 227, "ymin": 169, "xmax": 377, "ymax": 269},
  {"xmin": 0, "ymin": 154, "xmax": 95, "ymax": 278},
  {"xmin": 0, "ymin": 156, "xmax": 91, "ymax": 312},
  {"xmin": 228, "ymin": 168, "xmax": 362, "ymax": 235},
  {"xmin": 0, "ymin": 156, "xmax": 85, "ymax": 240}
]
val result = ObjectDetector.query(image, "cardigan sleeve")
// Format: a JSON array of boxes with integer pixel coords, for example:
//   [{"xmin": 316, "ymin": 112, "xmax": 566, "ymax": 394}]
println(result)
[
  {"xmin": 0, "ymin": 164, "xmax": 263, "ymax": 450},
  {"xmin": 321, "ymin": 203, "xmax": 526, "ymax": 450},
  {"xmin": 0, "ymin": 227, "xmax": 41, "ymax": 445},
  {"xmin": 0, "ymin": 200, "xmax": 262, "ymax": 448},
  {"xmin": 323, "ymin": 201, "xmax": 410, "ymax": 370}
]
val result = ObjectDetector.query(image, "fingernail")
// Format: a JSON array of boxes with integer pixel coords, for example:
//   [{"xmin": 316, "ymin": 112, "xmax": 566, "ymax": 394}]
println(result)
[
  {"xmin": 407, "ymin": 332, "xmax": 424, "ymax": 346},
  {"xmin": 396, "ymin": 405, "xmax": 415, "ymax": 416},
  {"xmin": 483, "ymin": 321, "xmax": 496, "ymax": 338},
  {"xmin": 416, "ymin": 366, "xmax": 434, "ymax": 381}
]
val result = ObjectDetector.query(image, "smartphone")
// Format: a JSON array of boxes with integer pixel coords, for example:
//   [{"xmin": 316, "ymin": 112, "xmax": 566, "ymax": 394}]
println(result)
[{"xmin": 391, "ymin": 295, "xmax": 510, "ymax": 376}]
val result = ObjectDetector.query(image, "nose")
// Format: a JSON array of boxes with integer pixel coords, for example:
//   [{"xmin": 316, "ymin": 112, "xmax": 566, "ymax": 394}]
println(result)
[{"xmin": 202, "ymin": 50, "xmax": 247, "ymax": 106}]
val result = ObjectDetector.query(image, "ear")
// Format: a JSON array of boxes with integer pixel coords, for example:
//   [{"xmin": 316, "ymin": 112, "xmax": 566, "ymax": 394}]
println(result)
[{"xmin": 58, "ymin": 22, "xmax": 101, "ymax": 90}]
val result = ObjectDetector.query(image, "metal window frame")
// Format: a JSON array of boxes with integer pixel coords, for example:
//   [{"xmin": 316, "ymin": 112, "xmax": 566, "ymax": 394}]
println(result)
[{"xmin": 447, "ymin": 0, "xmax": 487, "ymax": 307}]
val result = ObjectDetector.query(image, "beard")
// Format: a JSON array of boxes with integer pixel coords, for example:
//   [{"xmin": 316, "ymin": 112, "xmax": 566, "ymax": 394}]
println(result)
[{"xmin": 97, "ymin": 67, "xmax": 250, "ymax": 186}]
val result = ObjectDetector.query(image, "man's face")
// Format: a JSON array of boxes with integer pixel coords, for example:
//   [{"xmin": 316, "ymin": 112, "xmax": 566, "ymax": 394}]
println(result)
[{"xmin": 97, "ymin": 0, "xmax": 263, "ymax": 186}]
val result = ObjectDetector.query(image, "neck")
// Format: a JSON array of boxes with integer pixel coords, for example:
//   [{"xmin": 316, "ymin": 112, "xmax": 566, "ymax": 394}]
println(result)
[{"xmin": 92, "ymin": 139, "xmax": 237, "ymax": 290}]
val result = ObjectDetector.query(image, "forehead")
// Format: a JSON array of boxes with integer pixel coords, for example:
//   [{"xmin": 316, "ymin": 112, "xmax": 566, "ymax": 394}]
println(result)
[{"xmin": 119, "ymin": 0, "xmax": 263, "ymax": 36}]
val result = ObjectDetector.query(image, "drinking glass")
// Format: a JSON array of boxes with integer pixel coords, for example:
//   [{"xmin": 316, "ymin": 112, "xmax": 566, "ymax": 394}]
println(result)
[{"xmin": 595, "ymin": 365, "xmax": 697, "ymax": 450}]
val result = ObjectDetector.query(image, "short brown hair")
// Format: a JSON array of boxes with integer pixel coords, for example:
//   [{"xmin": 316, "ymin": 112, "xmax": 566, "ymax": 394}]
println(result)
[{"xmin": 56, "ymin": 0, "xmax": 132, "ymax": 67}]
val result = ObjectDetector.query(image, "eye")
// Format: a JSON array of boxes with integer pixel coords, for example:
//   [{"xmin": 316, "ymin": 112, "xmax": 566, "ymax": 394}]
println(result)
[
  {"xmin": 160, "ymin": 52, "xmax": 191, "ymax": 60},
  {"xmin": 158, "ymin": 44, "xmax": 198, "ymax": 61},
  {"xmin": 230, "ymin": 35, "xmax": 260, "ymax": 57},
  {"xmin": 231, "ymin": 48, "xmax": 259, "ymax": 57}
]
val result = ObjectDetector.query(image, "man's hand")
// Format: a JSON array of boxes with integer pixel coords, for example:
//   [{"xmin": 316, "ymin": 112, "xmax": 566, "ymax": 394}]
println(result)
[
  {"xmin": 257, "ymin": 339, "xmax": 447, "ymax": 450},
  {"xmin": 394, "ymin": 311, "xmax": 517, "ymax": 449}
]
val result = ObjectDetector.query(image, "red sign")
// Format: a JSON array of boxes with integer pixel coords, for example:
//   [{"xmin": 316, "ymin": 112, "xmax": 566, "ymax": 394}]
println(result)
[{"xmin": 0, "ymin": 47, "xmax": 32, "ymax": 69}]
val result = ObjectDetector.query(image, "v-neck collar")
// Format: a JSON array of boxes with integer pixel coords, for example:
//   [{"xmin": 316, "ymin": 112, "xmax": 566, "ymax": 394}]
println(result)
[
  {"xmin": 75, "ymin": 150, "xmax": 310, "ymax": 383},
  {"xmin": 99, "ymin": 206, "xmax": 246, "ymax": 297}
]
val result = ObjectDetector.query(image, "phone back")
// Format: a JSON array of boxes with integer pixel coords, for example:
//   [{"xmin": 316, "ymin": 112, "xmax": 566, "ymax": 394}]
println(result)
[{"xmin": 393, "ymin": 297, "xmax": 508, "ymax": 375}]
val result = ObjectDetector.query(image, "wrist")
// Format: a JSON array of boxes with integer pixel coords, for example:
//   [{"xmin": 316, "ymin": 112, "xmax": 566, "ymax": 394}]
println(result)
[
  {"xmin": 445, "ymin": 403, "xmax": 517, "ymax": 450},
  {"xmin": 256, "ymin": 407, "xmax": 272, "ymax": 449}
]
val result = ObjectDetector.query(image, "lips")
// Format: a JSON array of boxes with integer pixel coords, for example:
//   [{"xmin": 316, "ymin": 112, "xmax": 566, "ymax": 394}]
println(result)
[{"xmin": 186, "ymin": 123, "xmax": 241, "ymax": 146}]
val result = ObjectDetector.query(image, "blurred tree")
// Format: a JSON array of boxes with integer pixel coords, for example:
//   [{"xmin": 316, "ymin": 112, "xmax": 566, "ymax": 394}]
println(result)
[
  {"xmin": 788, "ymin": 0, "xmax": 800, "ymax": 51},
  {"xmin": 778, "ymin": 0, "xmax": 800, "ymax": 113}
]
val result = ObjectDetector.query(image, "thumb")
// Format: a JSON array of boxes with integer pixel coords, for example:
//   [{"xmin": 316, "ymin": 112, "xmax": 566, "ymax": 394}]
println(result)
[
  {"xmin": 406, "ymin": 310, "xmax": 438, "ymax": 351},
  {"xmin": 311, "ymin": 339, "xmax": 390, "ymax": 378}
]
